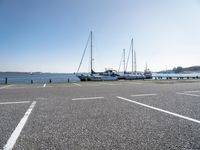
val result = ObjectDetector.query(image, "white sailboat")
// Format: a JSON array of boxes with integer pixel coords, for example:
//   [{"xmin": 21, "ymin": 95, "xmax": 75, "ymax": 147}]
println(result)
[
  {"xmin": 118, "ymin": 38, "xmax": 144, "ymax": 80},
  {"xmin": 76, "ymin": 31, "xmax": 119, "ymax": 81}
]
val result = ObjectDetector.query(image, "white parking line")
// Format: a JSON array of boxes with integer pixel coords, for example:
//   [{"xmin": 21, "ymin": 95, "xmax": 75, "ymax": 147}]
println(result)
[
  {"xmin": 73, "ymin": 83, "xmax": 82, "ymax": 87},
  {"xmin": 47, "ymin": 86, "xmax": 54, "ymax": 88},
  {"xmin": 127, "ymin": 82, "xmax": 142, "ymax": 85},
  {"xmin": 3, "ymin": 101, "xmax": 37, "ymax": 150},
  {"xmin": 184, "ymin": 90, "xmax": 200, "ymax": 93},
  {"xmin": 100, "ymin": 83, "xmax": 121, "ymax": 86},
  {"xmin": 0, "ymin": 85, "xmax": 14, "ymax": 89},
  {"xmin": 7, "ymin": 87, "xmax": 26, "ymax": 89},
  {"xmin": 72, "ymin": 97, "xmax": 104, "ymax": 100},
  {"xmin": 176, "ymin": 92, "xmax": 200, "ymax": 97},
  {"xmin": 131, "ymin": 93, "xmax": 157, "ymax": 97},
  {"xmin": 86, "ymin": 84, "xmax": 101, "ymax": 87},
  {"xmin": 36, "ymin": 97, "xmax": 48, "ymax": 100},
  {"xmin": 0, "ymin": 101, "xmax": 30, "ymax": 105},
  {"xmin": 117, "ymin": 96, "xmax": 200, "ymax": 124}
]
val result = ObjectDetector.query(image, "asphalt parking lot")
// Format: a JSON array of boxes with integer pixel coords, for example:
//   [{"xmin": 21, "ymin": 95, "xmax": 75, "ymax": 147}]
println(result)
[{"xmin": 0, "ymin": 80, "xmax": 200, "ymax": 150}]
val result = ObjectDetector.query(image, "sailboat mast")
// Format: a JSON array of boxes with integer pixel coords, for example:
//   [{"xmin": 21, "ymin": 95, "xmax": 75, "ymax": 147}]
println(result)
[
  {"xmin": 123, "ymin": 49, "xmax": 126, "ymax": 73},
  {"xmin": 134, "ymin": 50, "xmax": 137, "ymax": 73},
  {"xmin": 145, "ymin": 63, "xmax": 147, "ymax": 71},
  {"xmin": 90, "ymin": 31, "xmax": 93, "ymax": 74},
  {"xmin": 131, "ymin": 38, "xmax": 134, "ymax": 74}
]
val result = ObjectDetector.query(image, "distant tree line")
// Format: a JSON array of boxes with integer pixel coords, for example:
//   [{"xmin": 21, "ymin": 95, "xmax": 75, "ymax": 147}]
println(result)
[{"xmin": 173, "ymin": 66, "xmax": 200, "ymax": 73}]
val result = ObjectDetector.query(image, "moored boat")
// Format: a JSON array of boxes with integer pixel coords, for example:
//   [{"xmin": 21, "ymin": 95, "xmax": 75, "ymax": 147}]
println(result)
[
  {"xmin": 118, "ymin": 38, "xmax": 144, "ymax": 80},
  {"xmin": 76, "ymin": 31, "xmax": 118, "ymax": 81}
]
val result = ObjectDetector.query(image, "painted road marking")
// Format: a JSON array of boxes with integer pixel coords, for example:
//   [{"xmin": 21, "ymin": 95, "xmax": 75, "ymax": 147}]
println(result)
[
  {"xmin": 176, "ymin": 92, "xmax": 200, "ymax": 97},
  {"xmin": 184, "ymin": 90, "xmax": 200, "ymax": 93},
  {"xmin": 0, "ymin": 85, "xmax": 14, "ymax": 89},
  {"xmin": 7, "ymin": 87, "xmax": 26, "ymax": 89},
  {"xmin": 3, "ymin": 101, "xmax": 37, "ymax": 150},
  {"xmin": 0, "ymin": 101, "xmax": 30, "ymax": 105},
  {"xmin": 100, "ymin": 83, "xmax": 121, "ymax": 86},
  {"xmin": 72, "ymin": 97, "xmax": 104, "ymax": 100},
  {"xmin": 86, "ymin": 84, "xmax": 101, "ymax": 87},
  {"xmin": 126, "ymin": 82, "xmax": 142, "ymax": 85},
  {"xmin": 73, "ymin": 83, "xmax": 82, "ymax": 87},
  {"xmin": 131, "ymin": 93, "xmax": 157, "ymax": 97},
  {"xmin": 47, "ymin": 86, "xmax": 54, "ymax": 88},
  {"xmin": 43, "ymin": 83, "xmax": 46, "ymax": 87},
  {"xmin": 117, "ymin": 96, "xmax": 200, "ymax": 124},
  {"xmin": 36, "ymin": 97, "xmax": 48, "ymax": 100}
]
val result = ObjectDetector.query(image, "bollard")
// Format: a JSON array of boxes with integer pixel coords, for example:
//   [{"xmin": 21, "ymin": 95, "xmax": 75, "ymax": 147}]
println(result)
[
  {"xmin": 68, "ymin": 78, "xmax": 70, "ymax": 83},
  {"xmin": 31, "ymin": 80, "xmax": 33, "ymax": 84},
  {"xmin": 5, "ymin": 77, "xmax": 8, "ymax": 84},
  {"xmin": 49, "ymin": 79, "xmax": 52, "ymax": 84}
]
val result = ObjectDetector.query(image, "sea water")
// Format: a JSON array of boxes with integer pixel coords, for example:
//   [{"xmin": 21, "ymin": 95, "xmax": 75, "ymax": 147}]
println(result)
[{"xmin": 0, "ymin": 72, "xmax": 80, "ymax": 84}]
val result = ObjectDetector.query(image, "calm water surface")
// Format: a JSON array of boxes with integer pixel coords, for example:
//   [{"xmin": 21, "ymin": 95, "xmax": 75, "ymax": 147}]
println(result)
[{"xmin": 0, "ymin": 72, "xmax": 79, "ymax": 84}]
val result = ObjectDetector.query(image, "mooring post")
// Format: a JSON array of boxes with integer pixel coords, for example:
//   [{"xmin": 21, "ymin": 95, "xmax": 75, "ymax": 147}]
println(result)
[
  {"xmin": 31, "ymin": 80, "xmax": 33, "ymax": 84},
  {"xmin": 68, "ymin": 78, "xmax": 70, "ymax": 83},
  {"xmin": 5, "ymin": 77, "xmax": 8, "ymax": 84}
]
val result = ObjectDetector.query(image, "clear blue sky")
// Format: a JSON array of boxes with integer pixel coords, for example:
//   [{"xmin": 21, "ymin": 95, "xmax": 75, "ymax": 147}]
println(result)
[{"xmin": 0, "ymin": 0, "xmax": 200, "ymax": 73}]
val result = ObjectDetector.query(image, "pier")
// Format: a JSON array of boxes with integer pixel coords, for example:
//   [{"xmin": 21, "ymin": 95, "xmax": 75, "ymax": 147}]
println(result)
[{"xmin": 153, "ymin": 73, "xmax": 200, "ymax": 80}]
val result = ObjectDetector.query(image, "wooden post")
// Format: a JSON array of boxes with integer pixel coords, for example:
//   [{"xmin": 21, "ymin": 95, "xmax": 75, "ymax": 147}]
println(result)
[{"xmin": 5, "ymin": 77, "xmax": 8, "ymax": 84}]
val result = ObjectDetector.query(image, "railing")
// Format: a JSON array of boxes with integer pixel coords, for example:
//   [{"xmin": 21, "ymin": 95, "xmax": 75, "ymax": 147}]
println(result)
[
  {"xmin": 0, "ymin": 77, "xmax": 77, "ymax": 84},
  {"xmin": 153, "ymin": 73, "xmax": 200, "ymax": 80}
]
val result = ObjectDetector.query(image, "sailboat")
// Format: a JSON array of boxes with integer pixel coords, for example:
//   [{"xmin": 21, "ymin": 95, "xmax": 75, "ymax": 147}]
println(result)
[
  {"xmin": 144, "ymin": 63, "xmax": 152, "ymax": 79},
  {"xmin": 76, "ymin": 31, "xmax": 119, "ymax": 81},
  {"xmin": 117, "ymin": 49, "xmax": 126, "ymax": 79},
  {"xmin": 118, "ymin": 38, "xmax": 144, "ymax": 80}
]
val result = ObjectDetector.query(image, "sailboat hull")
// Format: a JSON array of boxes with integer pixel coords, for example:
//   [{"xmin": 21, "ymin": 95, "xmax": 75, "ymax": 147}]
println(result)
[
  {"xmin": 124, "ymin": 75, "xmax": 144, "ymax": 80},
  {"xmin": 144, "ymin": 72, "xmax": 152, "ymax": 79},
  {"xmin": 118, "ymin": 72, "xmax": 145, "ymax": 80},
  {"xmin": 77, "ymin": 75, "xmax": 90, "ymax": 81},
  {"xmin": 77, "ymin": 74, "xmax": 118, "ymax": 81}
]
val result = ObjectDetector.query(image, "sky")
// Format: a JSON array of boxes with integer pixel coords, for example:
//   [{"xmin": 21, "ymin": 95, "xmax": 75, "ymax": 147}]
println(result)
[{"xmin": 0, "ymin": 0, "xmax": 200, "ymax": 73}]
